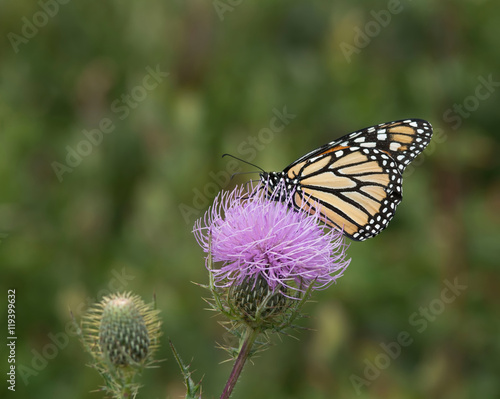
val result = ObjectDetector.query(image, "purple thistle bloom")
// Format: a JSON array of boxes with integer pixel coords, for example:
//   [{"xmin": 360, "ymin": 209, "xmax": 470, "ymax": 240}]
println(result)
[{"xmin": 193, "ymin": 183, "xmax": 351, "ymax": 296}]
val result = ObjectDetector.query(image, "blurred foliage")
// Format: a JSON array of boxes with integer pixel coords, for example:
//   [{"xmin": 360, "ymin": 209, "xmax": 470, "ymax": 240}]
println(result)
[{"xmin": 0, "ymin": 1, "xmax": 499, "ymax": 398}]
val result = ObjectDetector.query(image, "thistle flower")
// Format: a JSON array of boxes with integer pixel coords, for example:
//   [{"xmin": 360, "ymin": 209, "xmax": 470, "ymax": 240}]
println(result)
[
  {"xmin": 193, "ymin": 183, "xmax": 350, "ymax": 298},
  {"xmin": 193, "ymin": 182, "xmax": 350, "ymax": 333},
  {"xmin": 193, "ymin": 183, "xmax": 351, "ymax": 399}
]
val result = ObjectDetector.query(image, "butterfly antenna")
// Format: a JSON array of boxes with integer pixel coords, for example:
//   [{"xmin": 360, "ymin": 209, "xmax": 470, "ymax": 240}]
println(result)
[{"xmin": 222, "ymin": 153, "xmax": 265, "ymax": 173}]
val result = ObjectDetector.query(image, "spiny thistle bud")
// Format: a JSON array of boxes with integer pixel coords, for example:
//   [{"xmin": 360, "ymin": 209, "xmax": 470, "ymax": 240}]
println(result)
[
  {"xmin": 99, "ymin": 295, "xmax": 151, "ymax": 366},
  {"xmin": 79, "ymin": 292, "xmax": 161, "ymax": 398}
]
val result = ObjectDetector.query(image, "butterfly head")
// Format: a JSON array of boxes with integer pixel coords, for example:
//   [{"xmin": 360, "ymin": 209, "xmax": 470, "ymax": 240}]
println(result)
[{"xmin": 260, "ymin": 171, "xmax": 290, "ymax": 202}]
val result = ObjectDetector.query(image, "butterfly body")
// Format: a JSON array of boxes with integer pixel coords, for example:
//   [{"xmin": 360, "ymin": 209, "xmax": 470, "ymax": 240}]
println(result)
[{"xmin": 261, "ymin": 119, "xmax": 433, "ymax": 241}]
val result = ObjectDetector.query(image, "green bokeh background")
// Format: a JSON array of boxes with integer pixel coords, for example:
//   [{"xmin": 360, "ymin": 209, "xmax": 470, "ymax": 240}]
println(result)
[{"xmin": 1, "ymin": 1, "xmax": 499, "ymax": 398}]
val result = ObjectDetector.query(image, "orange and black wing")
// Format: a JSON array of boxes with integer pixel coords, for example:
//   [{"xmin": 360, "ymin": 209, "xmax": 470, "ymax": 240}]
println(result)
[
  {"xmin": 279, "ymin": 119, "xmax": 432, "ymax": 241},
  {"xmin": 286, "ymin": 147, "xmax": 401, "ymax": 240}
]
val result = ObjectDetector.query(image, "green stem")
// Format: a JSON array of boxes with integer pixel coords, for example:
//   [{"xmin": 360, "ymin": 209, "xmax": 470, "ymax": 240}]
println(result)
[
  {"xmin": 220, "ymin": 326, "xmax": 259, "ymax": 399},
  {"xmin": 117, "ymin": 373, "xmax": 134, "ymax": 398}
]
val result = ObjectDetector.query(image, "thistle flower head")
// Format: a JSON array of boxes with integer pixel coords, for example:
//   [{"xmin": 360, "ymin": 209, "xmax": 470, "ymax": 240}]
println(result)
[
  {"xmin": 193, "ymin": 183, "xmax": 350, "ymax": 298},
  {"xmin": 193, "ymin": 182, "xmax": 351, "ymax": 334}
]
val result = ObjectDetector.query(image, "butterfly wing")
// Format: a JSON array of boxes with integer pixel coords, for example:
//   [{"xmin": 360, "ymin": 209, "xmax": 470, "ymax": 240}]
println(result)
[
  {"xmin": 280, "ymin": 119, "xmax": 433, "ymax": 241},
  {"xmin": 331, "ymin": 119, "xmax": 433, "ymax": 174},
  {"xmin": 288, "ymin": 119, "xmax": 432, "ymax": 173}
]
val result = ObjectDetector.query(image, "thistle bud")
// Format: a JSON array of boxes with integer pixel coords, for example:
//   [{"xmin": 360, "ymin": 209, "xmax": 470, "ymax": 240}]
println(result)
[
  {"xmin": 80, "ymin": 292, "xmax": 161, "ymax": 398},
  {"xmin": 99, "ymin": 295, "xmax": 151, "ymax": 366}
]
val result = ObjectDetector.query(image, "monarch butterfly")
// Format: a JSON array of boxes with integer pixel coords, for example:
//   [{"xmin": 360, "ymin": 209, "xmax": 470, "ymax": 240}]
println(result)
[{"xmin": 260, "ymin": 119, "xmax": 433, "ymax": 241}]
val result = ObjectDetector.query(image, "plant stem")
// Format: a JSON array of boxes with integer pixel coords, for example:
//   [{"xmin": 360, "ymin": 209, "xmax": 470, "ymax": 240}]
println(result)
[{"xmin": 220, "ymin": 326, "xmax": 259, "ymax": 399}]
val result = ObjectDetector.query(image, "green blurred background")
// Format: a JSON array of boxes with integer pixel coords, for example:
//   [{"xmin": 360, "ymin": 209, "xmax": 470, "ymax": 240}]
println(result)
[{"xmin": 1, "ymin": 1, "xmax": 499, "ymax": 398}]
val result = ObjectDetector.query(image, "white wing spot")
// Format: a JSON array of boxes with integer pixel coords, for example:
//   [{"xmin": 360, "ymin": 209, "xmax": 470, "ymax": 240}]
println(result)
[{"xmin": 390, "ymin": 142, "xmax": 401, "ymax": 151}]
